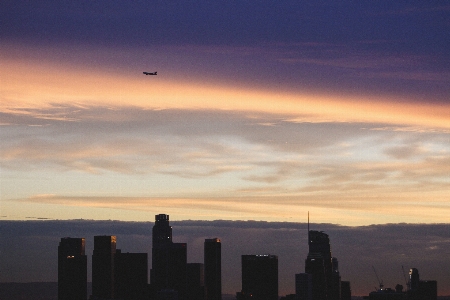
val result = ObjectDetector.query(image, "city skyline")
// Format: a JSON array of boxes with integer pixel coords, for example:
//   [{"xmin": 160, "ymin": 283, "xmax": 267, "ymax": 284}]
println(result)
[
  {"xmin": 1, "ymin": 1, "xmax": 449, "ymax": 225},
  {"xmin": 1, "ymin": 219, "xmax": 449, "ymax": 296}
]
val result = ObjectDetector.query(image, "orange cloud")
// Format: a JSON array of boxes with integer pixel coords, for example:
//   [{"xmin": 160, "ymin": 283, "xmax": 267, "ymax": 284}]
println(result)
[{"xmin": 2, "ymin": 56, "xmax": 449, "ymax": 131}]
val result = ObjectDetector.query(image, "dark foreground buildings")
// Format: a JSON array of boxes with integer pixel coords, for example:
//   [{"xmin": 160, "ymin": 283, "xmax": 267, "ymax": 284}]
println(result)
[
  {"xmin": 204, "ymin": 238, "xmax": 222, "ymax": 300},
  {"xmin": 297, "ymin": 216, "xmax": 351, "ymax": 300},
  {"xmin": 115, "ymin": 251, "xmax": 148, "ymax": 300},
  {"xmin": 239, "ymin": 254, "xmax": 278, "ymax": 300},
  {"xmin": 58, "ymin": 237, "xmax": 87, "ymax": 300},
  {"xmin": 57, "ymin": 214, "xmax": 441, "ymax": 300},
  {"xmin": 150, "ymin": 214, "xmax": 187, "ymax": 299},
  {"xmin": 303, "ymin": 230, "xmax": 343, "ymax": 300},
  {"xmin": 92, "ymin": 235, "xmax": 116, "ymax": 299}
]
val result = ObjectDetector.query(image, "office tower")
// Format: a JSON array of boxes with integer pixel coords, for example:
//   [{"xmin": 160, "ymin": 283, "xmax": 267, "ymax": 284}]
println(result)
[
  {"xmin": 306, "ymin": 230, "xmax": 333, "ymax": 300},
  {"xmin": 58, "ymin": 237, "xmax": 87, "ymax": 300},
  {"xmin": 151, "ymin": 214, "xmax": 187, "ymax": 299},
  {"xmin": 409, "ymin": 268, "xmax": 420, "ymax": 291},
  {"xmin": 305, "ymin": 252, "xmax": 326, "ymax": 300},
  {"xmin": 340, "ymin": 281, "xmax": 351, "ymax": 300},
  {"xmin": 115, "ymin": 250, "xmax": 148, "ymax": 300},
  {"xmin": 153, "ymin": 213, "xmax": 173, "ymax": 246},
  {"xmin": 187, "ymin": 263, "xmax": 206, "ymax": 300},
  {"xmin": 330, "ymin": 257, "xmax": 341, "ymax": 300},
  {"xmin": 241, "ymin": 254, "xmax": 278, "ymax": 300},
  {"xmin": 92, "ymin": 235, "xmax": 116, "ymax": 299},
  {"xmin": 204, "ymin": 238, "xmax": 221, "ymax": 300},
  {"xmin": 295, "ymin": 273, "xmax": 312, "ymax": 300},
  {"xmin": 407, "ymin": 268, "xmax": 437, "ymax": 300}
]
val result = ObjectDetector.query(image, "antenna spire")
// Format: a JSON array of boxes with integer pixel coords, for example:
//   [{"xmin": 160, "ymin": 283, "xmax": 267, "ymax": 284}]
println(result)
[{"xmin": 308, "ymin": 211, "xmax": 310, "ymax": 246}]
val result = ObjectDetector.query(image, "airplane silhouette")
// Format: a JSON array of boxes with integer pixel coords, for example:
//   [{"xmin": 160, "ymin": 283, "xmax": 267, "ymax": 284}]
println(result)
[{"xmin": 143, "ymin": 71, "xmax": 157, "ymax": 75}]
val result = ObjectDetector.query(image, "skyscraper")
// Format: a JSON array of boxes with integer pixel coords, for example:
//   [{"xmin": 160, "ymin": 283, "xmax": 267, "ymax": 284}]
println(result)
[
  {"xmin": 150, "ymin": 214, "xmax": 187, "ymax": 299},
  {"xmin": 92, "ymin": 235, "xmax": 116, "ymax": 299},
  {"xmin": 58, "ymin": 237, "xmax": 87, "ymax": 300},
  {"xmin": 241, "ymin": 254, "xmax": 278, "ymax": 300},
  {"xmin": 330, "ymin": 257, "xmax": 341, "ymax": 300},
  {"xmin": 115, "ymin": 250, "xmax": 148, "ymax": 300},
  {"xmin": 303, "ymin": 213, "xmax": 350, "ymax": 300},
  {"xmin": 204, "ymin": 238, "xmax": 221, "ymax": 300},
  {"xmin": 152, "ymin": 213, "xmax": 173, "ymax": 246},
  {"xmin": 305, "ymin": 252, "xmax": 326, "ymax": 300},
  {"xmin": 187, "ymin": 263, "xmax": 206, "ymax": 300},
  {"xmin": 295, "ymin": 273, "xmax": 312, "ymax": 300}
]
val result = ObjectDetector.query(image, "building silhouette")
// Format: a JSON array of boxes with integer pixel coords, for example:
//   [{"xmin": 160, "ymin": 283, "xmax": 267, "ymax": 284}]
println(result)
[
  {"xmin": 331, "ymin": 257, "xmax": 341, "ymax": 300},
  {"xmin": 58, "ymin": 237, "xmax": 87, "ymax": 300},
  {"xmin": 186, "ymin": 263, "xmax": 206, "ymax": 300},
  {"xmin": 407, "ymin": 268, "xmax": 437, "ymax": 300},
  {"xmin": 295, "ymin": 273, "xmax": 312, "ymax": 300},
  {"xmin": 241, "ymin": 254, "xmax": 278, "ymax": 300},
  {"xmin": 340, "ymin": 281, "xmax": 351, "ymax": 300},
  {"xmin": 204, "ymin": 238, "xmax": 221, "ymax": 300},
  {"xmin": 303, "ymin": 212, "xmax": 347, "ymax": 300},
  {"xmin": 305, "ymin": 251, "xmax": 326, "ymax": 300},
  {"xmin": 92, "ymin": 235, "xmax": 116, "ymax": 299},
  {"xmin": 114, "ymin": 250, "xmax": 148, "ymax": 300},
  {"xmin": 150, "ymin": 214, "xmax": 187, "ymax": 299}
]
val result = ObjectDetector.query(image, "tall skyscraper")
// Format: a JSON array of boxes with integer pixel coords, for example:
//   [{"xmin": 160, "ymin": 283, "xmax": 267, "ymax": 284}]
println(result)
[
  {"xmin": 241, "ymin": 254, "xmax": 278, "ymax": 300},
  {"xmin": 150, "ymin": 214, "xmax": 187, "ymax": 299},
  {"xmin": 204, "ymin": 238, "xmax": 222, "ymax": 300},
  {"xmin": 58, "ymin": 237, "xmax": 87, "ymax": 300},
  {"xmin": 152, "ymin": 213, "xmax": 173, "ymax": 246},
  {"xmin": 305, "ymin": 252, "xmax": 326, "ymax": 300},
  {"xmin": 92, "ymin": 235, "xmax": 116, "ymax": 299}
]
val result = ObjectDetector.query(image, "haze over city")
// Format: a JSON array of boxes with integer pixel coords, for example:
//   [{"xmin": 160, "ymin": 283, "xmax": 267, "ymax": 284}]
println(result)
[{"xmin": 1, "ymin": 1, "xmax": 449, "ymax": 297}]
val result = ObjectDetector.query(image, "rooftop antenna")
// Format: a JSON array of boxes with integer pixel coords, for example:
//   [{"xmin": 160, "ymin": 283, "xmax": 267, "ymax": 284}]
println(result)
[{"xmin": 308, "ymin": 211, "xmax": 310, "ymax": 246}]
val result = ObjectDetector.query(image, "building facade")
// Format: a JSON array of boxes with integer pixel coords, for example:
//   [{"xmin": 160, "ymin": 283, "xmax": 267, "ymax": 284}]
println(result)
[
  {"xmin": 151, "ymin": 214, "xmax": 187, "ymax": 299},
  {"xmin": 115, "ymin": 251, "xmax": 148, "ymax": 300},
  {"xmin": 241, "ymin": 254, "xmax": 278, "ymax": 300},
  {"xmin": 58, "ymin": 237, "xmax": 87, "ymax": 300},
  {"xmin": 295, "ymin": 273, "xmax": 312, "ymax": 300},
  {"xmin": 92, "ymin": 235, "xmax": 116, "ymax": 299},
  {"xmin": 204, "ymin": 238, "xmax": 222, "ymax": 300}
]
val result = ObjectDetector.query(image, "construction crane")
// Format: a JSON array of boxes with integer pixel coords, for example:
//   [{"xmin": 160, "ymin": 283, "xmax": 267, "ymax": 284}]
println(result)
[{"xmin": 372, "ymin": 266, "xmax": 384, "ymax": 291}]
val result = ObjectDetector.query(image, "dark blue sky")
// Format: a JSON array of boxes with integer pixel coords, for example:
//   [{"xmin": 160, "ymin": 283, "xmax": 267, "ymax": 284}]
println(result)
[
  {"xmin": 3, "ymin": 1, "xmax": 450, "ymax": 51},
  {"xmin": 2, "ymin": 1, "xmax": 449, "ymax": 103}
]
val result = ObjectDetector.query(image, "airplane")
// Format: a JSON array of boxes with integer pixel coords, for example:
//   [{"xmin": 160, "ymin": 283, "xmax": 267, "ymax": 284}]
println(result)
[{"xmin": 143, "ymin": 71, "xmax": 157, "ymax": 75}]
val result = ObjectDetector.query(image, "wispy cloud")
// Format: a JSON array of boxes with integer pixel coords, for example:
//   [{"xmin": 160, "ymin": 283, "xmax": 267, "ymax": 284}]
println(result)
[{"xmin": 2, "ymin": 106, "xmax": 448, "ymax": 221}]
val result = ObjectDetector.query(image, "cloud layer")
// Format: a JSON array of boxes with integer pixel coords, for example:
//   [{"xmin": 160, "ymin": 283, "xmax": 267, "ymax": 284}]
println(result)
[{"xmin": 1, "ymin": 105, "xmax": 449, "ymax": 224}]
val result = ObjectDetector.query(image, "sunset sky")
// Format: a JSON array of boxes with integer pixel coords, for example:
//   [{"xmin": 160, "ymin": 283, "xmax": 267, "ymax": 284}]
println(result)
[
  {"xmin": 1, "ymin": 2, "xmax": 449, "ymax": 224},
  {"xmin": 1, "ymin": 1, "xmax": 450, "ymax": 297}
]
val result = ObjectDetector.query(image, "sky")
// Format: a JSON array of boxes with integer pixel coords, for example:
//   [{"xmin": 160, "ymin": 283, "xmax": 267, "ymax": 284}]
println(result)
[
  {"xmin": 1, "ymin": 1, "xmax": 449, "ymax": 225},
  {"xmin": 1, "ymin": 0, "xmax": 450, "ymax": 295}
]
